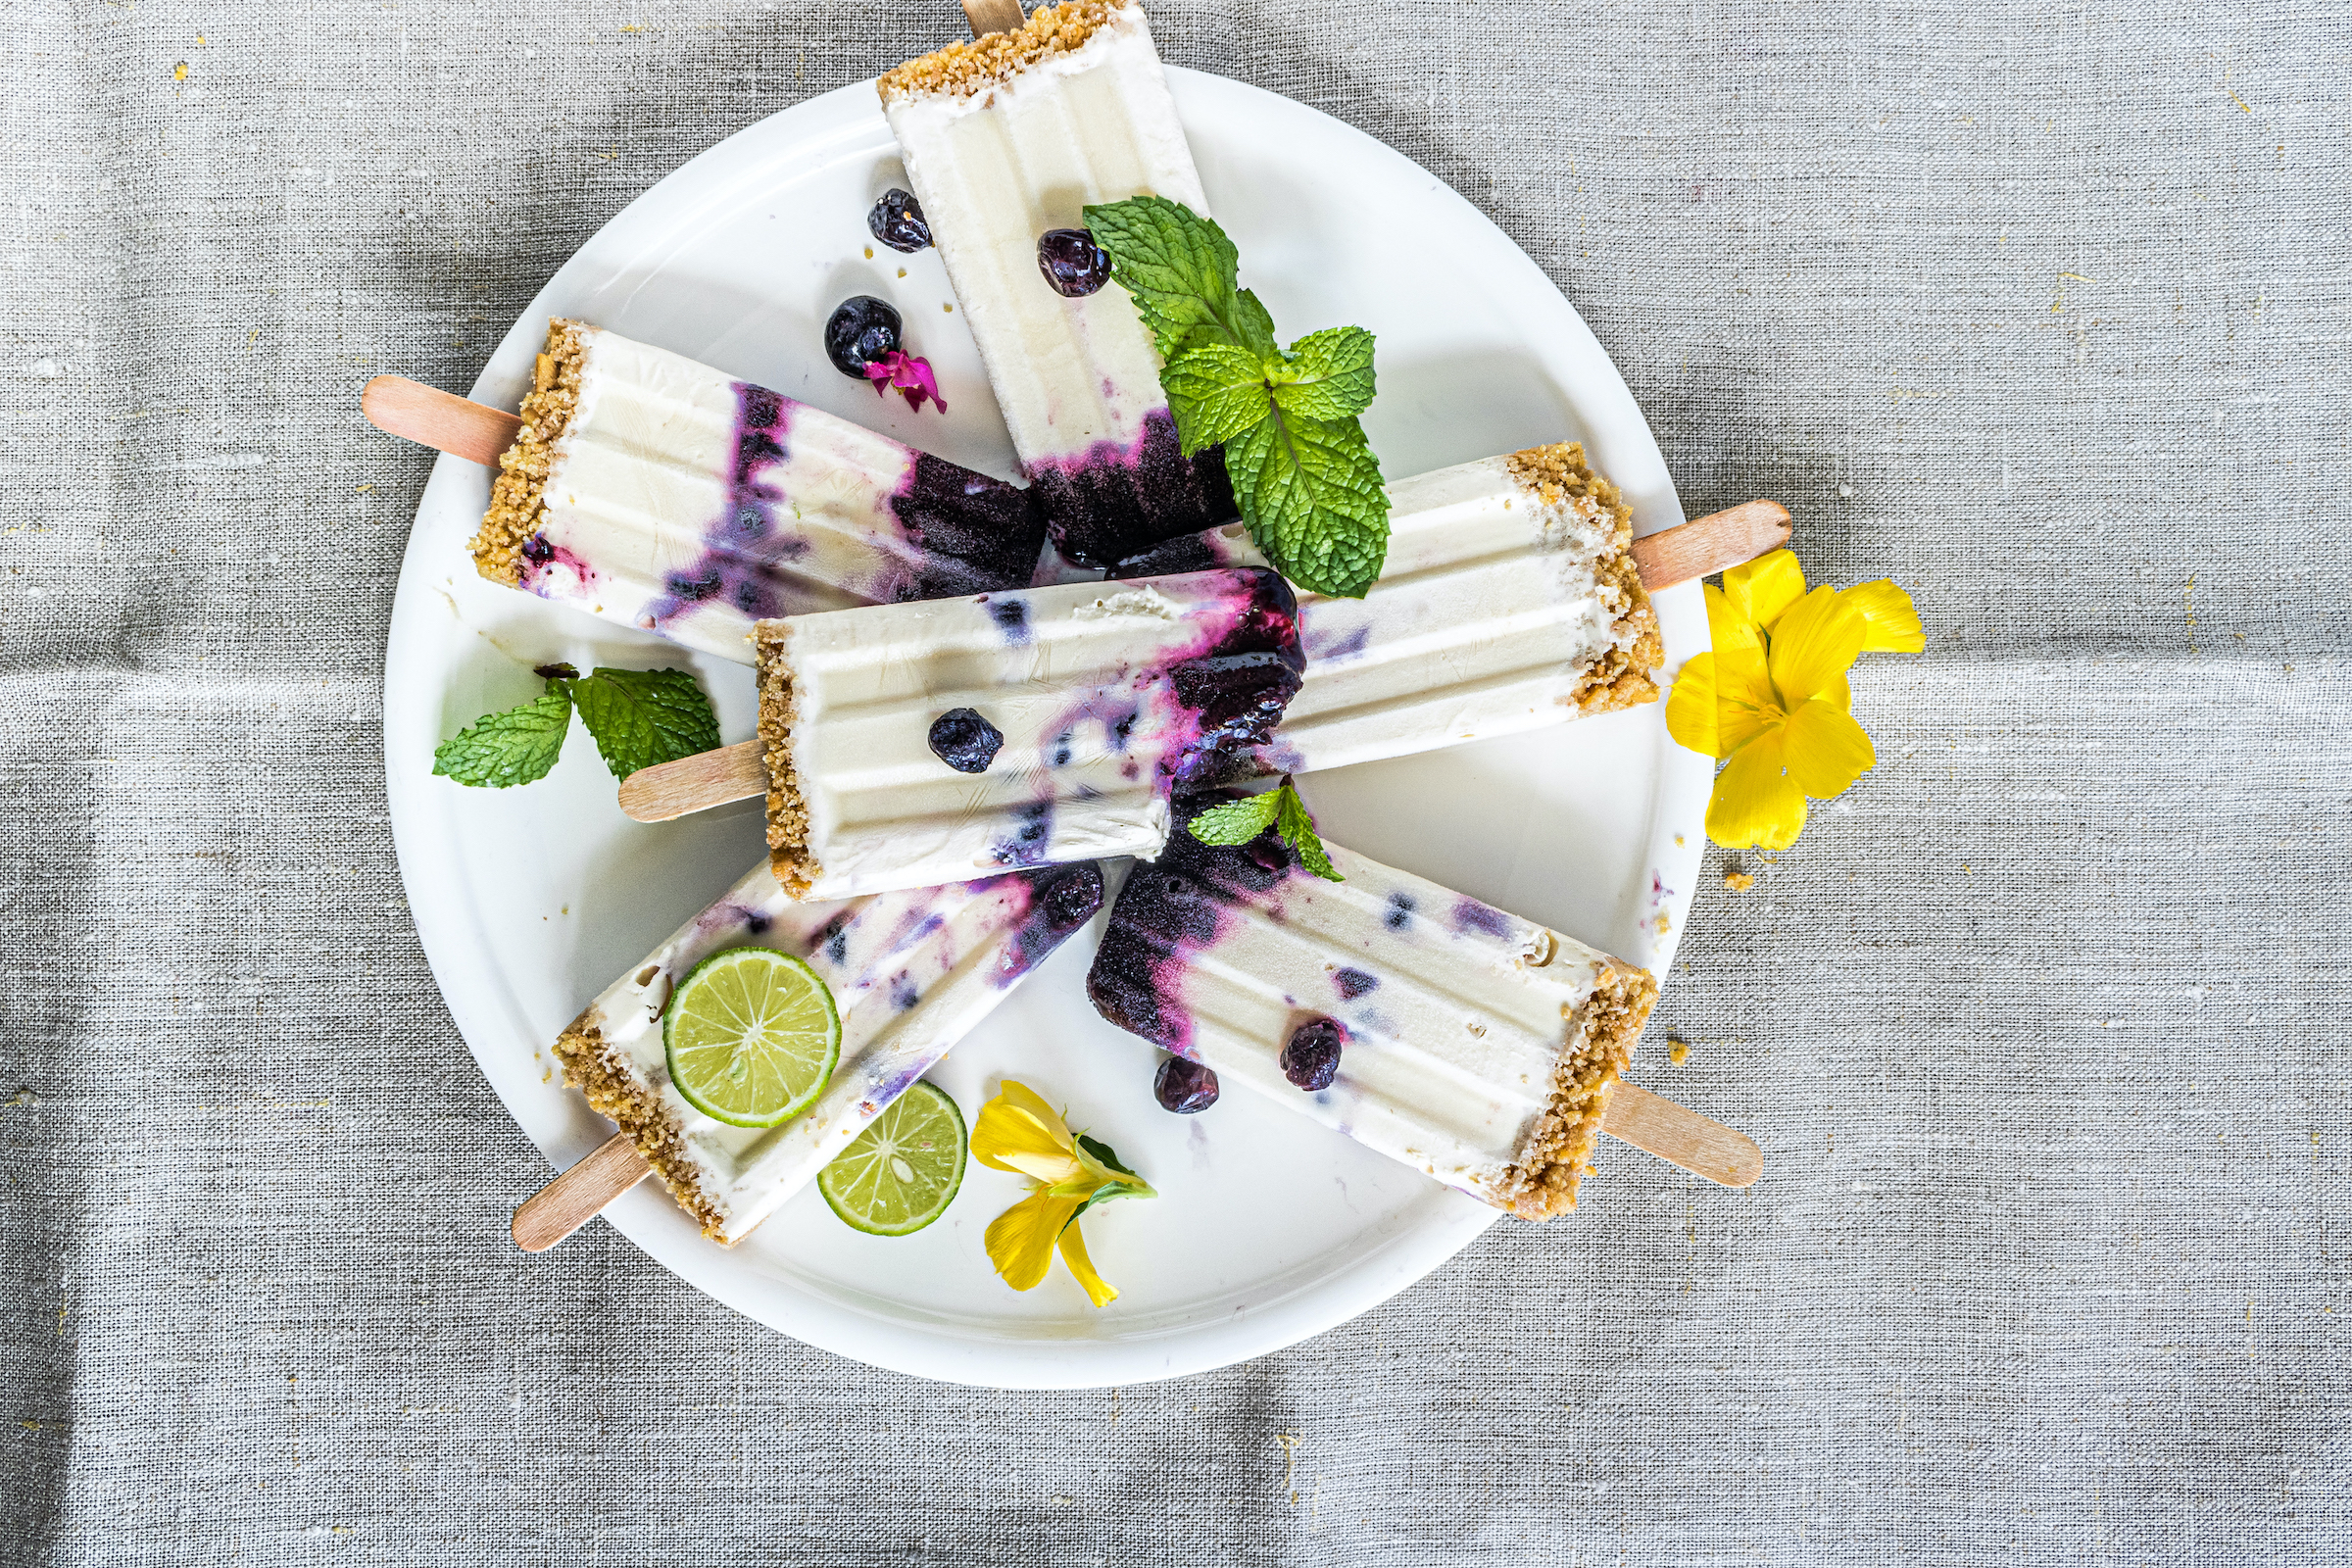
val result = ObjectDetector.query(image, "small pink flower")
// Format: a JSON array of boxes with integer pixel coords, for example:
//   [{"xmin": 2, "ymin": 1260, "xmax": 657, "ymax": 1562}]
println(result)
[{"xmin": 863, "ymin": 350, "xmax": 946, "ymax": 415}]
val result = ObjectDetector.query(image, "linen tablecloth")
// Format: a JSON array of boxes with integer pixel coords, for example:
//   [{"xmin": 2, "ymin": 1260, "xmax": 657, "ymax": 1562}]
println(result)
[{"xmin": 5, "ymin": 0, "xmax": 2345, "ymax": 1559}]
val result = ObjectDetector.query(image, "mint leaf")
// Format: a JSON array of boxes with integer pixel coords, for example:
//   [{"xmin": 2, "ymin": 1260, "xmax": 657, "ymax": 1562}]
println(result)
[
  {"xmin": 1231, "ymin": 290, "xmax": 1279, "ymax": 359},
  {"xmin": 1161, "ymin": 342, "xmax": 1279, "ymax": 457},
  {"xmin": 1224, "ymin": 412, "xmax": 1390, "ymax": 599},
  {"xmin": 433, "ymin": 685, "xmax": 572, "ymax": 788},
  {"xmin": 1082, "ymin": 196, "xmax": 1281, "ymax": 360},
  {"xmin": 1275, "ymin": 783, "xmax": 1343, "ymax": 883},
  {"xmin": 571, "ymin": 667, "xmax": 720, "ymax": 779},
  {"xmin": 1184, "ymin": 792, "xmax": 1283, "ymax": 847},
  {"xmin": 1268, "ymin": 326, "xmax": 1377, "ymax": 421}
]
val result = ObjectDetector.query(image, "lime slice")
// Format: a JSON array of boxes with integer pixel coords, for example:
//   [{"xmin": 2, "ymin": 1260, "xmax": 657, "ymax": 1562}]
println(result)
[
  {"xmin": 662, "ymin": 947, "xmax": 840, "ymax": 1128},
  {"xmin": 818, "ymin": 1081, "xmax": 967, "ymax": 1237}
]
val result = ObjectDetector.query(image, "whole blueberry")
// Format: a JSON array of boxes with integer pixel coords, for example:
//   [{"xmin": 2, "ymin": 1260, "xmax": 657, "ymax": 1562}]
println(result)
[
  {"xmin": 825, "ymin": 295, "xmax": 903, "ymax": 377},
  {"xmin": 1281, "ymin": 1017, "xmax": 1346, "ymax": 1092},
  {"xmin": 928, "ymin": 707, "xmax": 1004, "ymax": 773},
  {"xmin": 867, "ymin": 187, "xmax": 932, "ymax": 253},
  {"xmin": 1153, "ymin": 1055, "xmax": 1221, "ymax": 1114},
  {"xmin": 1036, "ymin": 227, "xmax": 1113, "ymax": 297}
]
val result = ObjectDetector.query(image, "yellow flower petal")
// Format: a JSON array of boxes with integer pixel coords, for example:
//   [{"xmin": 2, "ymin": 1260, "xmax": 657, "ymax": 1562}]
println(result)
[
  {"xmin": 1782, "ymin": 697, "xmax": 1877, "ymax": 799},
  {"xmin": 1665, "ymin": 652, "xmax": 1724, "ymax": 757},
  {"xmin": 983, "ymin": 1191, "xmax": 1081, "ymax": 1292},
  {"xmin": 1705, "ymin": 728, "xmax": 1808, "ymax": 851},
  {"xmin": 1722, "ymin": 549, "xmax": 1806, "ymax": 632},
  {"xmin": 1702, "ymin": 582, "xmax": 1764, "ymax": 661},
  {"xmin": 970, "ymin": 1081, "xmax": 1084, "ymax": 1184},
  {"xmin": 1710, "ymin": 649, "xmax": 1783, "ymax": 756},
  {"xmin": 1056, "ymin": 1220, "xmax": 1119, "ymax": 1308},
  {"xmin": 1838, "ymin": 579, "xmax": 1926, "ymax": 653},
  {"xmin": 1765, "ymin": 586, "xmax": 1867, "ymax": 709}
]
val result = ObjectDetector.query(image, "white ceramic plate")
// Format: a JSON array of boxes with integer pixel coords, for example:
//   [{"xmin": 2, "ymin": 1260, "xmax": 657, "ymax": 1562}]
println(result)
[{"xmin": 382, "ymin": 68, "xmax": 1709, "ymax": 1389}]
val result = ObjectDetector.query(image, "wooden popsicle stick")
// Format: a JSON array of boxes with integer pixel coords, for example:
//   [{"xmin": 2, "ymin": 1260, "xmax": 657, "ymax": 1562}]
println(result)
[
  {"xmin": 512, "ymin": 1132, "xmax": 654, "ymax": 1252},
  {"xmin": 1600, "ymin": 1081, "xmax": 1762, "ymax": 1188},
  {"xmin": 362, "ymin": 374, "xmax": 520, "ymax": 466},
  {"xmin": 620, "ymin": 739, "xmax": 766, "ymax": 823},
  {"xmin": 962, "ymin": 0, "xmax": 1025, "ymax": 35},
  {"xmin": 1633, "ymin": 499, "xmax": 1791, "ymax": 592}
]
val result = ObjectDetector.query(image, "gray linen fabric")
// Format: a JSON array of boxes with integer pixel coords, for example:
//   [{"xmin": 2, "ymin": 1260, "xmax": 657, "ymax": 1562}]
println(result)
[{"xmin": 5, "ymin": 0, "xmax": 2348, "ymax": 1560}]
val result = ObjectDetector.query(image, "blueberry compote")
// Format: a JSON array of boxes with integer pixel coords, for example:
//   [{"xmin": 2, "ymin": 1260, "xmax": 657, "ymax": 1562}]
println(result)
[
  {"xmin": 1281, "ymin": 1017, "xmax": 1346, "ymax": 1092},
  {"xmin": 1153, "ymin": 1055, "xmax": 1220, "ymax": 1114},
  {"xmin": 1163, "ymin": 571, "xmax": 1303, "ymax": 787},
  {"xmin": 1084, "ymin": 793, "xmax": 1298, "ymax": 1052},
  {"xmin": 928, "ymin": 708, "xmax": 1004, "ymax": 773},
  {"xmin": 825, "ymin": 296, "xmax": 904, "ymax": 377},
  {"xmin": 868, "ymin": 188, "xmax": 932, "ymax": 253},
  {"xmin": 1033, "ymin": 411, "xmax": 1238, "ymax": 569},
  {"xmin": 1037, "ymin": 228, "xmax": 1112, "ymax": 297}
]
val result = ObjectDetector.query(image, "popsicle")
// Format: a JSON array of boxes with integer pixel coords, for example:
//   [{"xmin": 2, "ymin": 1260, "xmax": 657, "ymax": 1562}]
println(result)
[
  {"xmin": 878, "ymin": 0, "xmax": 1235, "ymax": 566},
  {"xmin": 1118, "ymin": 443, "xmax": 1752, "ymax": 774},
  {"xmin": 544, "ymin": 856, "xmax": 1103, "ymax": 1247},
  {"xmin": 747, "ymin": 566, "xmax": 1301, "ymax": 901},
  {"xmin": 613, "ymin": 491, "xmax": 1790, "ymax": 824},
  {"xmin": 365, "ymin": 318, "xmax": 1050, "ymax": 663},
  {"xmin": 1085, "ymin": 796, "xmax": 1663, "ymax": 1218}
]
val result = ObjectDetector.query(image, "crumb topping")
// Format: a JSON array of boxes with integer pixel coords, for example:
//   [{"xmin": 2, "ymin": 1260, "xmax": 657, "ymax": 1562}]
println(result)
[
  {"xmin": 1491, "ymin": 957, "xmax": 1658, "ymax": 1220},
  {"xmin": 550, "ymin": 1008, "xmax": 731, "ymax": 1243},
  {"xmin": 1507, "ymin": 441, "xmax": 1664, "ymax": 716},
  {"xmin": 754, "ymin": 621, "xmax": 820, "ymax": 897},
  {"xmin": 878, "ymin": 0, "xmax": 1129, "ymax": 102},
  {"xmin": 469, "ymin": 318, "xmax": 590, "ymax": 586}
]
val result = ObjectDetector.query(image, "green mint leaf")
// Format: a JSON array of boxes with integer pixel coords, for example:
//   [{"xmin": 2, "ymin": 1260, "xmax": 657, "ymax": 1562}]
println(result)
[
  {"xmin": 1083, "ymin": 196, "xmax": 1241, "ymax": 360},
  {"xmin": 1223, "ymin": 412, "xmax": 1390, "ymax": 599},
  {"xmin": 433, "ymin": 684, "xmax": 573, "ymax": 788},
  {"xmin": 1268, "ymin": 326, "xmax": 1377, "ymax": 421},
  {"xmin": 571, "ymin": 667, "xmax": 721, "ymax": 779},
  {"xmin": 1161, "ymin": 342, "xmax": 1278, "ymax": 458},
  {"xmin": 1231, "ymin": 289, "xmax": 1280, "ymax": 359},
  {"xmin": 1274, "ymin": 783, "xmax": 1344, "ymax": 883},
  {"xmin": 1185, "ymin": 792, "xmax": 1283, "ymax": 847}
]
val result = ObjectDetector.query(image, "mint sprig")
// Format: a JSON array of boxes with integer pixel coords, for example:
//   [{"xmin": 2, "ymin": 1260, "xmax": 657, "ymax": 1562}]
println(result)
[
  {"xmin": 1083, "ymin": 196, "xmax": 1389, "ymax": 599},
  {"xmin": 1184, "ymin": 779, "xmax": 1343, "ymax": 883},
  {"xmin": 433, "ymin": 665, "xmax": 719, "ymax": 789}
]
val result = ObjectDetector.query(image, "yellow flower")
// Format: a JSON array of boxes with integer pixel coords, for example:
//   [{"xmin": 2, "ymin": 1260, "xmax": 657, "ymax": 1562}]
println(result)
[
  {"xmin": 1665, "ymin": 550, "xmax": 1923, "ymax": 850},
  {"xmin": 972, "ymin": 1080, "xmax": 1154, "ymax": 1308}
]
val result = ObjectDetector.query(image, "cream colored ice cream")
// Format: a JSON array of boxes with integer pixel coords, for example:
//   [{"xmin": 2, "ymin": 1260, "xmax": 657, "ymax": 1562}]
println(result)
[
  {"xmin": 1117, "ymin": 442, "xmax": 1662, "ymax": 773},
  {"xmin": 878, "ymin": 0, "xmax": 1236, "ymax": 566},
  {"xmin": 1086, "ymin": 799, "xmax": 1657, "ymax": 1219},
  {"xmin": 554, "ymin": 857, "xmax": 1102, "ymax": 1245},
  {"xmin": 470, "ymin": 319, "xmax": 1046, "ymax": 662},
  {"xmin": 754, "ymin": 567, "xmax": 1302, "ymax": 901}
]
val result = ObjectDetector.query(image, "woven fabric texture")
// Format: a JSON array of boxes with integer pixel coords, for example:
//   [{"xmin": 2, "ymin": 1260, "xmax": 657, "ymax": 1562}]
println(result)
[{"xmin": 4, "ymin": 0, "xmax": 2347, "ymax": 1561}]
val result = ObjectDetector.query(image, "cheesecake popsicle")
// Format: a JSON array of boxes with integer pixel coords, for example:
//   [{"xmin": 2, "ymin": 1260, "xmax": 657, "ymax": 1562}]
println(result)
[
  {"xmin": 459, "ymin": 318, "xmax": 1049, "ymax": 662},
  {"xmin": 879, "ymin": 0, "xmax": 1236, "ymax": 567},
  {"xmin": 554, "ymin": 856, "xmax": 1102, "ymax": 1245},
  {"xmin": 754, "ymin": 567, "xmax": 1301, "ymax": 901},
  {"xmin": 1117, "ymin": 442, "xmax": 1665, "ymax": 775},
  {"xmin": 1086, "ymin": 796, "xmax": 1657, "ymax": 1218}
]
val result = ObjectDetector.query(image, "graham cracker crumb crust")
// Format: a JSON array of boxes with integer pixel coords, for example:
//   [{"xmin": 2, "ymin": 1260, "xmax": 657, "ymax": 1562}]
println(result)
[
  {"xmin": 753, "ymin": 621, "xmax": 820, "ymax": 897},
  {"xmin": 878, "ymin": 0, "xmax": 1127, "ymax": 103},
  {"xmin": 1505, "ymin": 441, "xmax": 1664, "ymax": 716},
  {"xmin": 1492, "ymin": 957, "xmax": 1660, "ymax": 1220},
  {"xmin": 469, "ymin": 318, "xmax": 590, "ymax": 587},
  {"xmin": 550, "ymin": 1007, "xmax": 731, "ymax": 1243}
]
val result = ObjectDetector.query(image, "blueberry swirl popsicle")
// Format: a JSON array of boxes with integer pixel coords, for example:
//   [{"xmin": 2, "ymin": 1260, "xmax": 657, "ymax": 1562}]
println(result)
[
  {"xmin": 755, "ymin": 567, "xmax": 1301, "ymax": 901},
  {"xmin": 555, "ymin": 857, "xmax": 1102, "ymax": 1245},
  {"xmin": 1086, "ymin": 797, "xmax": 1658, "ymax": 1219},
  {"xmin": 1117, "ymin": 442, "xmax": 1664, "ymax": 775},
  {"xmin": 877, "ymin": 0, "xmax": 1236, "ymax": 566},
  {"xmin": 469, "ymin": 319, "xmax": 1049, "ymax": 662}
]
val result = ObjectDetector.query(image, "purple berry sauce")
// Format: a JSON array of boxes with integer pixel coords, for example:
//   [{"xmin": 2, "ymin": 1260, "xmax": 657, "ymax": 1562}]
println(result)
[
  {"xmin": 1085, "ymin": 793, "xmax": 1298, "ymax": 1053},
  {"xmin": 1332, "ymin": 966, "xmax": 1379, "ymax": 1000},
  {"xmin": 1451, "ymin": 897, "xmax": 1512, "ymax": 938},
  {"xmin": 994, "ymin": 860, "xmax": 1105, "ymax": 985},
  {"xmin": 640, "ymin": 383, "xmax": 1046, "ymax": 631},
  {"xmin": 1029, "ymin": 408, "xmax": 1238, "ymax": 568}
]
